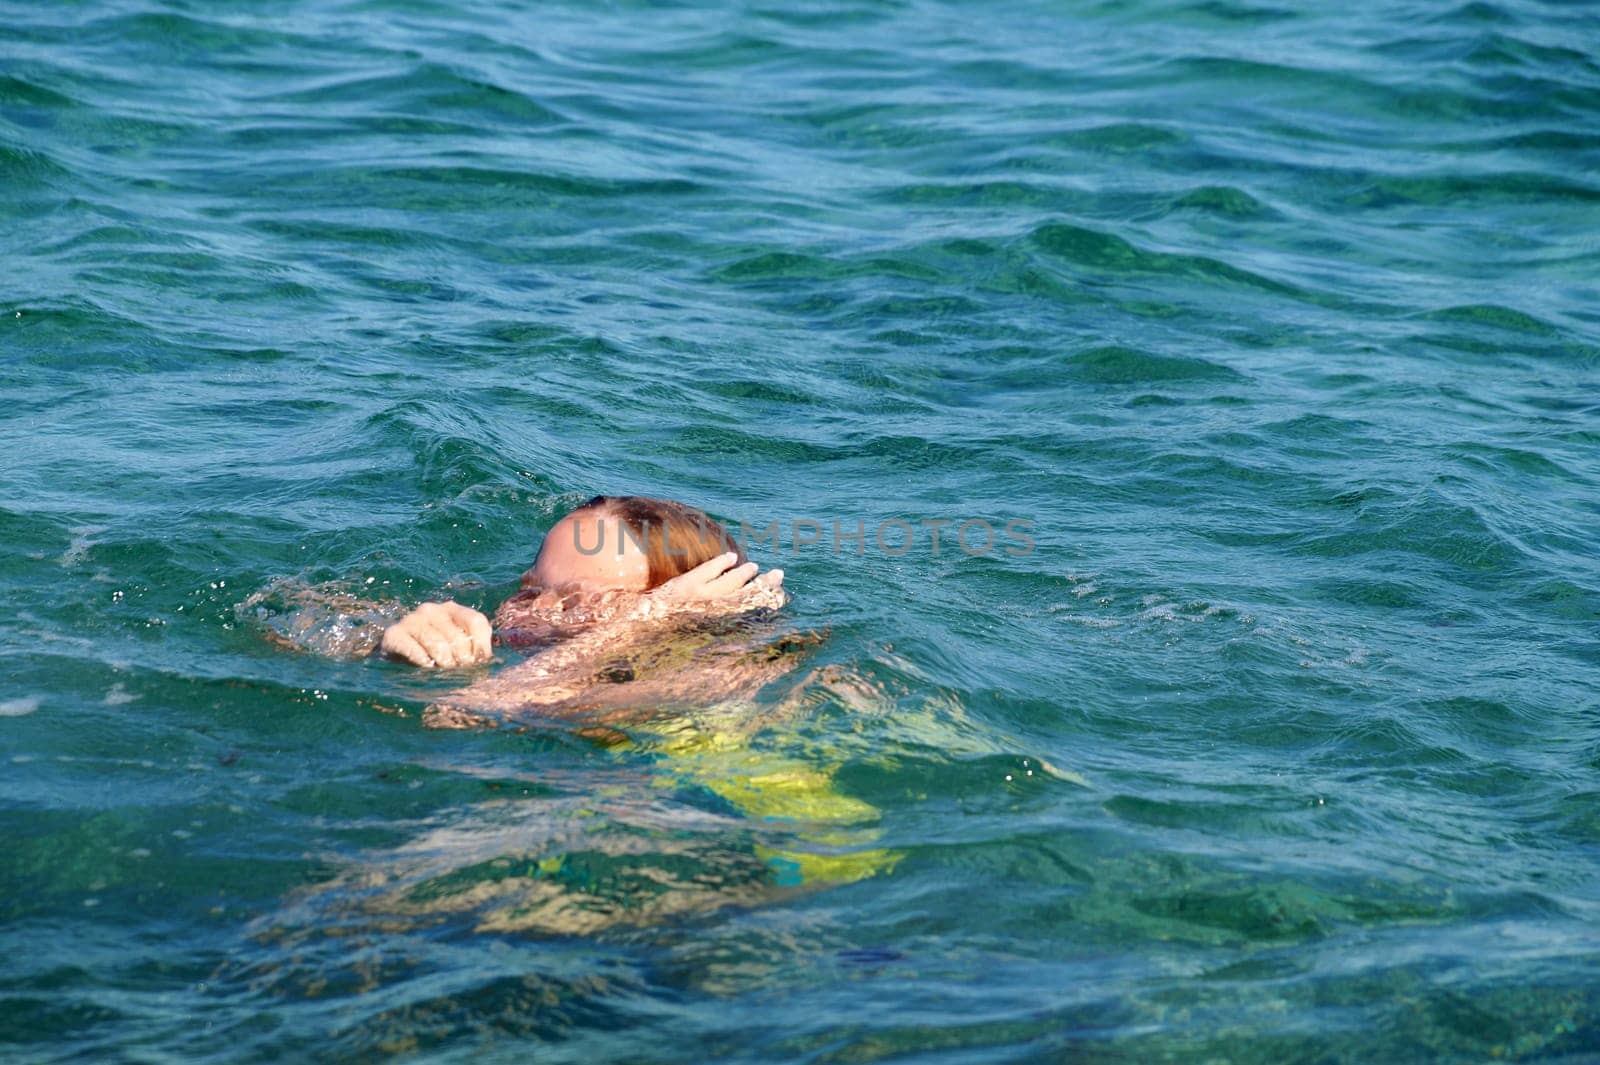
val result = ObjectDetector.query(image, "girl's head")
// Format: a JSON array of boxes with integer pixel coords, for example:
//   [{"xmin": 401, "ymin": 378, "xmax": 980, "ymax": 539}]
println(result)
[{"xmin": 521, "ymin": 495, "xmax": 742, "ymax": 594}]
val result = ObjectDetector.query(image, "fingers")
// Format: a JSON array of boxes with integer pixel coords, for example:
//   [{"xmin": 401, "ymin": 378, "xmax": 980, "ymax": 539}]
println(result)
[
  {"xmin": 470, "ymin": 609, "xmax": 493, "ymax": 661},
  {"xmin": 651, "ymin": 554, "xmax": 791, "ymax": 605},
  {"xmin": 381, "ymin": 626, "xmax": 435, "ymax": 667},
  {"xmin": 424, "ymin": 602, "xmax": 490, "ymax": 666},
  {"xmin": 679, "ymin": 553, "xmax": 753, "ymax": 598},
  {"xmin": 681, "ymin": 546, "xmax": 742, "ymax": 588},
  {"xmin": 414, "ymin": 614, "xmax": 464, "ymax": 667},
  {"xmin": 682, "ymin": 551, "xmax": 742, "ymax": 589},
  {"xmin": 445, "ymin": 602, "xmax": 493, "ymax": 662},
  {"xmin": 702, "ymin": 560, "xmax": 760, "ymax": 599},
  {"xmin": 381, "ymin": 602, "xmax": 492, "ymax": 668},
  {"xmin": 738, "ymin": 569, "xmax": 788, "ymax": 609},
  {"xmin": 653, "ymin": 552, "xmax": 739, "ymax": 602}
]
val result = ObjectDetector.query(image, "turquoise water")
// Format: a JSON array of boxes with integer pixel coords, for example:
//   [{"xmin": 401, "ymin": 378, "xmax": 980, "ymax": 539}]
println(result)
[{"xmin": 4, "ymin": 0, "xmax": 1600, "ymax": 1059}]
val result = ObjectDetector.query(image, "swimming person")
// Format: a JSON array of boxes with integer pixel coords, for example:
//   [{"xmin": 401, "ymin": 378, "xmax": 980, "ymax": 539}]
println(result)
[
  {"xmin": 380, "ymin": 495, "xmax": 791, "ymax": 722},
  {"xmin": 377, "ymin": 496, "xmax": 901, "ymax": 888},
  {"xmin": 291, "ymin": 492, "xmax": 902, "ymax": 908}
]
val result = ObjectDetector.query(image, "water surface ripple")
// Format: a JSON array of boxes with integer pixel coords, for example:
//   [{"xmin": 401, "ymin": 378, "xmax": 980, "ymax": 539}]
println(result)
[{"xmin": 3, "ymin": 0, "xmax": 1599, "ymax": 1060}]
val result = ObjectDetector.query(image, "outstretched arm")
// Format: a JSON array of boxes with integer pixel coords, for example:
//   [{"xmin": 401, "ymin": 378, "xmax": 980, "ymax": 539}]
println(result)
[
  {"xmin": 439, "ymin": 567, "xmax": 788, "ymax": 717},
  {"xmin": 378, "ymin": 552, "xmax": 782, "ymax": 669}
]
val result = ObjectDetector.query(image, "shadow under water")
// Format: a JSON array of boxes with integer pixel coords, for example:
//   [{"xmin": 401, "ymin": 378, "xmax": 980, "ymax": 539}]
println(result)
[{"xmin": 222, "ymin": 584, "xmax": 904, "ymax": 1030}]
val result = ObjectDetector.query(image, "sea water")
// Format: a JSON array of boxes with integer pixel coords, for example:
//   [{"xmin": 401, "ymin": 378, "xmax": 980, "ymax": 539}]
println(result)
[{"xmin": 2, "ymin": 0, "xmax": 1599, "ymax": 1059}]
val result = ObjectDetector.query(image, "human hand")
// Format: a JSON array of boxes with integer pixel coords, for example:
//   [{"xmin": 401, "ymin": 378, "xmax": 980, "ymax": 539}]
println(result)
[
  {"xmin": 379, "ymin": 601, "xmax": 493, "ymax": 668},
  {"xmin": 649, "ymin": 552, "xmax": 785, "ymax": 608}
]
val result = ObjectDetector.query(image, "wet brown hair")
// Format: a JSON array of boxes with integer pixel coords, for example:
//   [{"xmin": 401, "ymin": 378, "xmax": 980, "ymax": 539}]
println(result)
[{"xmin": 581, "ymin": 495, "xmax": 743, "ymax": 590}]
